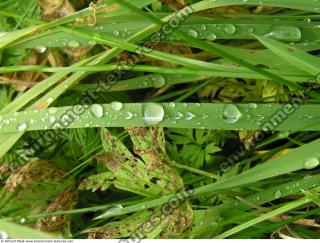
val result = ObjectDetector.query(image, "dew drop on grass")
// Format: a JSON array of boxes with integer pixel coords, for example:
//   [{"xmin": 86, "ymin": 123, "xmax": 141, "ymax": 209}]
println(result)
[
  {"xmin": 303, "ymin": 115, "xmax": 313, "ymax": 120},
  {"xmin": 17, "ymin": 123, "xmax": 27, "ymax": 131},
  {"xmin": 207, "ymin": 33, "xmax": 217, "ymax": 41},
  {"xmin": 247, "ymin": 27, "xmax": 254, "ymax": 33},
  {"xmin": 265, "ymin": 26, "xmax": 301, "ymax": 41},
  {"xmin": 140, "ymin": 205, "xmax": 146, "ymax": 210},
  {"xmin": 174, "ymin": 112, "xmax": 183, "ymax": 120},
  {"xmin": 188, "ymin": 29, "xmax": 198, "ymax": 38},
  {"xmin": 47, "ymin": 97, "xmax": 54, "ymax": 104},
  {"xmin": 36, "ymin": 45, "xmax": 46, "ymax": 53},
  {"xmin": 223, "ymin": 104, "xmax": 242, "ymax": 123},
  {"xmin": 110, "ymin": 101, "xmax": 123, "ymax": 111},
  {"xmin": 303, "ymin": 157, "xmax": 320, "ymax": 169},
  {"xmin": 185, "ymin": 112, "xmax": 195, "ymax": 120},
  {"xmin": 248, "ymin": 103, "xmax": 257, "ymax": 109},
  {"xmin": 224, "ymin": 24, "xmax": 236, "ymax": 35},
  {"xmin": 274, "ymin": 190, "xmax": 282, "ymax": 199},
  {"xmin": 49, "ymin": 116, "xmax": 56, "ymax": 123},
  {"xmin": 143, "ymin": 103, "xmax": 164, "ymax": 125},
  {"xmin": 104, "ymin": 204, "xmax": 123, "ymax": 216},
  {"xmin": 200, "ymin": 24, "xmax": 207, "ymax": 31},
  {"xmin": 113, "ymin": 30, "xmax": 120, "ymax": 36},
  {"xmin": 68, "ymin": 40, "xmax": 80, "ymax": 48},
  {"xmin": 90, "ymin": 104, "xmax": 104, "ymax": 118},
  {"xmin": 169, "ymin": 102, "xmax": 176, "ymax": 108},
  {"xmin": 152, "ymin": 74, "xmax": 166, "ymax": 88},
  {"xmin": 124, "ymin": 112, "xmax": 133, "ymax": 120}
]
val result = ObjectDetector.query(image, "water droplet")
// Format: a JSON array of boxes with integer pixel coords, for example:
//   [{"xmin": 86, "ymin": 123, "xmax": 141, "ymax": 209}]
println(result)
[
  {"xmin": 200, "ymin": 24, "xmax": 207, "ymax": 31},
  {"xmin": 185, "ymin": 112, "xmax": 195, "ymax": 120},
  {"xmin": 303, "ymin": 157, "xmax": 319, "ymax": 169},
  {"xmin": 169, "ymin": 102, "xmax": 175, "ymax": 108},
  {"xmin": 124, "ymin": 112, "xmax": 133, "ymax": 120},
  {"xmin": 17, "ymin": 123, "xmax": 28, "ymax": 131},
  {"xmin": 69, "ymin": 40, "xmax": 80, "ymax": 48},
  {"xmin": 188, "ymin": 29, "xmax": 198, "ymax": 38},
  {"xmin": 174, "ymin": 112, "xmax": 183, "ymax": 120},
  {"xmin": 274, "ymin": 190, "xmax": 282, "ymax": 199},
  {"xmin": 49, "ymin": 116, "xmax": 56, "ymax": 123},
  {"xmin": 110, "ymin": 101, "xmax": 123, "ymax": 111},
  {"xmin": 207, "ymin": 33, "xmax": 217, "ymax": 41},
  {"xmin": 224, "ymin": 24, "xmax": 236, "ymax": 35},
  {"xmin": 36, "ymin": 45, "xmax": 46, "ymax": 53},
  {"xmin": 103, "ymin": 204, "xmax": 123, "ymax": 216},
  {"xmin": 248, "ymin": 103, "xmax": 257, "ymax": 109},
  {"xmin": 266, "ymin": 26, "xmax": 301, "ymax": 42},
  {"xmin": 47, "ymin": 97, "xmax": 54, "ymax": 104},
  {"xmin": 91, "ymin": 104, "xmax": 104, "ymax": 118},
  {"xmin": 20, "ymin": 218, "xmax": 26, "ymax": 224},
  {"xmin": 143, "ymin": 103, "xmax": 164, "ymax": 125},
  {"xmin": 223, "ymin": 104, "xmax": 242, "ymax": 123},
  {"xmin": 152, "ymin": 74, "xmax": 166, "ymax": 88},
  {"xmin": 247, "ymin": 27, "xmax": 254, "ymax": 33},
  {"xmin": 303, "ymin": 115, "xmax": 313, "ymax": 120},
  {"xmin": 113, "ymin": 30, "xmax": 120, "ymax": 36}
]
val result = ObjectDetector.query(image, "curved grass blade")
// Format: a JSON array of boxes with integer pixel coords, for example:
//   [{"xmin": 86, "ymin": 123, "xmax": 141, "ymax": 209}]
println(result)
[{"xmin": 253, "ymin": 34, "xmax": 320, "ymax": 76}]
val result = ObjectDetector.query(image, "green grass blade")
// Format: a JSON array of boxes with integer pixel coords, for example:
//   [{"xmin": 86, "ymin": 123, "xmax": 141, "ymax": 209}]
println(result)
[{"xmin": 253, "ymin": 34, "xmax": 320, "ymax": 76}]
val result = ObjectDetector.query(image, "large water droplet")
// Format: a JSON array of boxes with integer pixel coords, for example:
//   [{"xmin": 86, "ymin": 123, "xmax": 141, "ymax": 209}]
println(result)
[
  {"xmin": 110, "ymin": 101, "xmax": 123, "ymax": 111},
  {"xmin": 143, "ymin": 103, "xmax": 164, "ymax": 125},
  {"xmin": 91, "ymin": 104, "xmax": 104, "ymax": 118},
  {"xmin": 266, "ymin": 26, "xmax": 301, "ymax": 42},
  {"xmin": 151, "ymin": 74, "xmax": 166, "ymax": 88},
  {"xmin": 304, "ymin": 157, "xmax": 319, "ymax": 169},
  {"xmin": 223, "ymin": 104, "xmax": 242, "ymax": 123},
  {"xmin": 224, "ymin": 24, "xmax": 236, "ymax": 35},
  {"xmin": 188, "ymin": 29, "xmax": 198, "ymax": 38}
]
